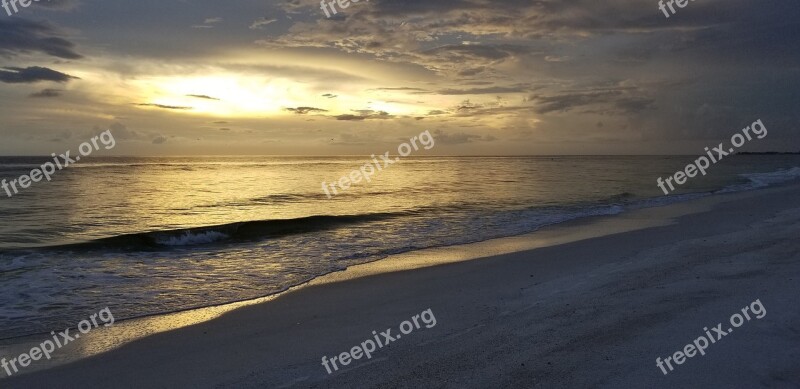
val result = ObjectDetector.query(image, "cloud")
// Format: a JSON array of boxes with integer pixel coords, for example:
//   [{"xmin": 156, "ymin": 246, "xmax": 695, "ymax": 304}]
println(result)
[
  {"xmin": 529, "ymin": 84, "xmax": 655, "ymax": 115},
  {"xmin": 187, "ymin": 94, "xmax": 220, "ymax": 100},
  {"xmin": 152, "ymin": 136, "xmax": 168, "ymax": 144},
  {"xmin": 454, "ymin": 100, "xmax": 482, "ymax": 112},
  {"xmin": 333, "ymin": 114, "xmax": 366, "ymax": 121},
  {"xmin": 0, "ymin": 19, "xmax": 82, "ymax": 59},
  {"xmin": 137, "ymin": 103, "xmax": 192, "ymax": 110},
  {"xmin": 29, "ymin": 88, "xmax": 64, "ymax": 98},
  {"xmin": 334, "ymin": 110, "xmax": 394, "ymax": 121},
  {"xmin": 437, "ymin": 84, "xmax": 533, "ymax": 95},
  {"xmin": 431, "ymin": 129, "xmax": 492, "ymax": 145},
  {"xmin": 284, "ymin": 106, "xmax": 328, "ymax": 114},
  {"xmin": 193, "ymin": 17, "xmax": 223, "ymax": 29},
  {"xmin": 544, "ymin": 55, "xmax": 570, "ymax": 62},
  {"xmin": 47, "ymin": 129, "xmax": 72, "ymax": 142},
  {"xmin": 250, "ymin": 17, "xmax": 278, "ymax": 30},
  {"xmin": 457, "ymin": 67, "xmax": 487, "ymax": 77},
  {"xmin": 423, "ymin": 44, "xmax": 519, "ymax": 61},
  {"xmin": 0, "ymin": 66, "xmax": 78, "ymax": 83},
  {"xmin": 371, "ymin": 87, "xmax": 429, "ymax": 92},
  {"xmin": 1, "ymin": 0, "xmax": 798, "ymax": 155},
  {"xmin": 104, "ymin": 122, "xmax": 149, "ymax": 141}
]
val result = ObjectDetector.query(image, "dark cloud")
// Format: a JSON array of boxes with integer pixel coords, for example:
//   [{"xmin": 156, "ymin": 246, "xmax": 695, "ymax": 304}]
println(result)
[
  {"xmin": 437, "ymin": 84, "xmax": 533, "ymax": 95},
  {"xmin": 0, "ymin": 19, "xmax": 82, "ymax": 59},
  {"xmin": 87, "ymin": 123, "xmax": 170, "ymax": 150},
  {"xmin": 2, "ymin": 0, "xmax": 799, "ymax": 154},
  {"xmin": 106, "ymin": 122, "xmax": 139, "ymax": 140},
  {"xmin": 423, "ymin": 45, "xmax": 518, "ymax": 61},
  {"xmin": 137, "ymin": 103, "xmax": 192, "ymax": 110},
  {"xmin": 452, "ymin": 105, "xmax": 537, "ymax": 118},
  {"xmin": 334, "ymin": 114, "xmax": 366, "ymax": 121},
  {"xmin": 29, "ymin": 88, "xmax": 64, "ymax": 98},
  {"xmin": 431, "ymin": 129, "xmax": 488, "ymax": 145},
  {"xmin": 454, "ymin": 100, "xmax": 482, "ymax": 112},
  {"xmin": 0, "ymin": 66, "xmax": 78, "ymax": 83},
  {"xmin": 187, "ymin": 94, "xmax": 220, "ymax": 100},
  {"xmin": 531, "ymin": 91, "xmax": 625, "ymax": 114},
  {"xmin": 47, "ymin": 130, "xmax": 72, "ymax": 142},
  {"xmin": 285, "ymin": 106, "xmax": 328, "ymax": 114},
  {"xmin": 371, "ymin": 87, "xmax": 429, "ymax": 92},
  {"xmin": 529, "ymin": 84, "xmax": 655, "ymax": 115},
  {"xmin": 613, "ymin": 97, "xmax": 656, "ymax": 114},
  {"xmin": 457, "ymin": 67, "xmax": 487, "ymax": 77},
  {"xmin": 334, "ymin": 110, "xmax": 394, "ymax": 121}
]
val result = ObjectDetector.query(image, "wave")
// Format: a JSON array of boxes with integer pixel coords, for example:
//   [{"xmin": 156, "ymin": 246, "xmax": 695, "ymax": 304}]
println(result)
[
  {"xmin": 6, "ymin": 167, "xmax": 798, "ymax": 254},
  {"xmin": 716, "ymin": 166, "xmax": 800, "ymax": 193},
  {"xmin": 7, "ymin": 212, "xmax": 406, "ymax": 252}
]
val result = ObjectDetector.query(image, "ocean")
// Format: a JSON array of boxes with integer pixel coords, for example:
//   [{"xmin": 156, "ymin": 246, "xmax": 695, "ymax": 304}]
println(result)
[{"xmin": 1, "ymin": 155, "xmax": 799, "ymax": 339}]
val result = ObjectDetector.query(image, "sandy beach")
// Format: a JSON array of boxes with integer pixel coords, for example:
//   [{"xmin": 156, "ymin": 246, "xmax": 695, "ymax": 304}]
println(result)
[{"xmin": 3, "ymin": 183, "xmax": 800, "ymax": 388}]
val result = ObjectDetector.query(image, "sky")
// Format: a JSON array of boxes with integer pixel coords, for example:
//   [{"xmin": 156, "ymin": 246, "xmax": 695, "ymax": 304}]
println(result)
[{"xmin": 0, "ymin": 0, "xmax": 798, "ymax": 155}]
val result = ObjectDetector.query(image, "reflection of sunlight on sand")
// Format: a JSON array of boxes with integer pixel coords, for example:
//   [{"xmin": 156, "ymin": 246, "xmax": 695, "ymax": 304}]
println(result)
[{"xmin": 0, "ymin": 293, "xmax": 280, "ymax": 378}]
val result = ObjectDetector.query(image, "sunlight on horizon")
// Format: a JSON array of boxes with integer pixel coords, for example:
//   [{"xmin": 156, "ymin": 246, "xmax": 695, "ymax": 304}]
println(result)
[{"xmin": 134, "ymin": 74, "xmax": 307, "ymax": 116}]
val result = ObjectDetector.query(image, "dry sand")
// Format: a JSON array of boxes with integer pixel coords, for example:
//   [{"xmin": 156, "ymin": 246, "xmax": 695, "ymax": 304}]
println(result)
[{"xmin": 3, "ymin": 184, "xmax": 800, "ymax": 388}]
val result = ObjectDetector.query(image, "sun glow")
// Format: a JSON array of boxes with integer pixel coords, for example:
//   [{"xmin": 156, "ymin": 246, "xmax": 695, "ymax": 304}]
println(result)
[{"xmin": 134, "ymin": 74, "xmax": 309, "ymax": 117}]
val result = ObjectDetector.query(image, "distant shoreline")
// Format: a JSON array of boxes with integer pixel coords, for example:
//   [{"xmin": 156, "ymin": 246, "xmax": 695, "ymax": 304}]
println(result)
[{"xmin": 736, "ymin": 151, "xmax": 800, "ymax": 155}]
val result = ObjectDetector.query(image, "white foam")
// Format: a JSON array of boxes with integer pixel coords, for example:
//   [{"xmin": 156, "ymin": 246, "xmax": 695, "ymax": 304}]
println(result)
[{"xmin": 718, "ymin": 167, "xmax": 800, "ymax": 193}]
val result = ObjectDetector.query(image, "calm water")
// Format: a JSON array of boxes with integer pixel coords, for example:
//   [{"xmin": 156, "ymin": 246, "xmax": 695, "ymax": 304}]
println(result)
[{"xmin": 1, "ymin": 155, "xmax": 799, "ymax": 339}]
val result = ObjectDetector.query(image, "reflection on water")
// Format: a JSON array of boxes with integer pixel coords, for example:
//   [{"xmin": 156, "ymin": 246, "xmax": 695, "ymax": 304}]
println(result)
[{"xmin": 0, "ymin": 155, "xmax": 798, "ymax": 339}]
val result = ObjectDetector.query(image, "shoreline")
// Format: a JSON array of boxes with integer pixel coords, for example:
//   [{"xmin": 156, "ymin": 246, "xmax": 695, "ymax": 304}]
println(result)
[
  {"xmin": 0, "ymin": 170, "xmax": 787, "ymax": 342},
  {"xmin": 0, "ymin": 185, "xmax": 704, "ymax": 341},
  {"xmin": 3, "ymin": 183, "xmax": 800, "ymax": 387},
  {"xmin": 0, "ymin": 186, "xmax": 707, "ymax": 373}
]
